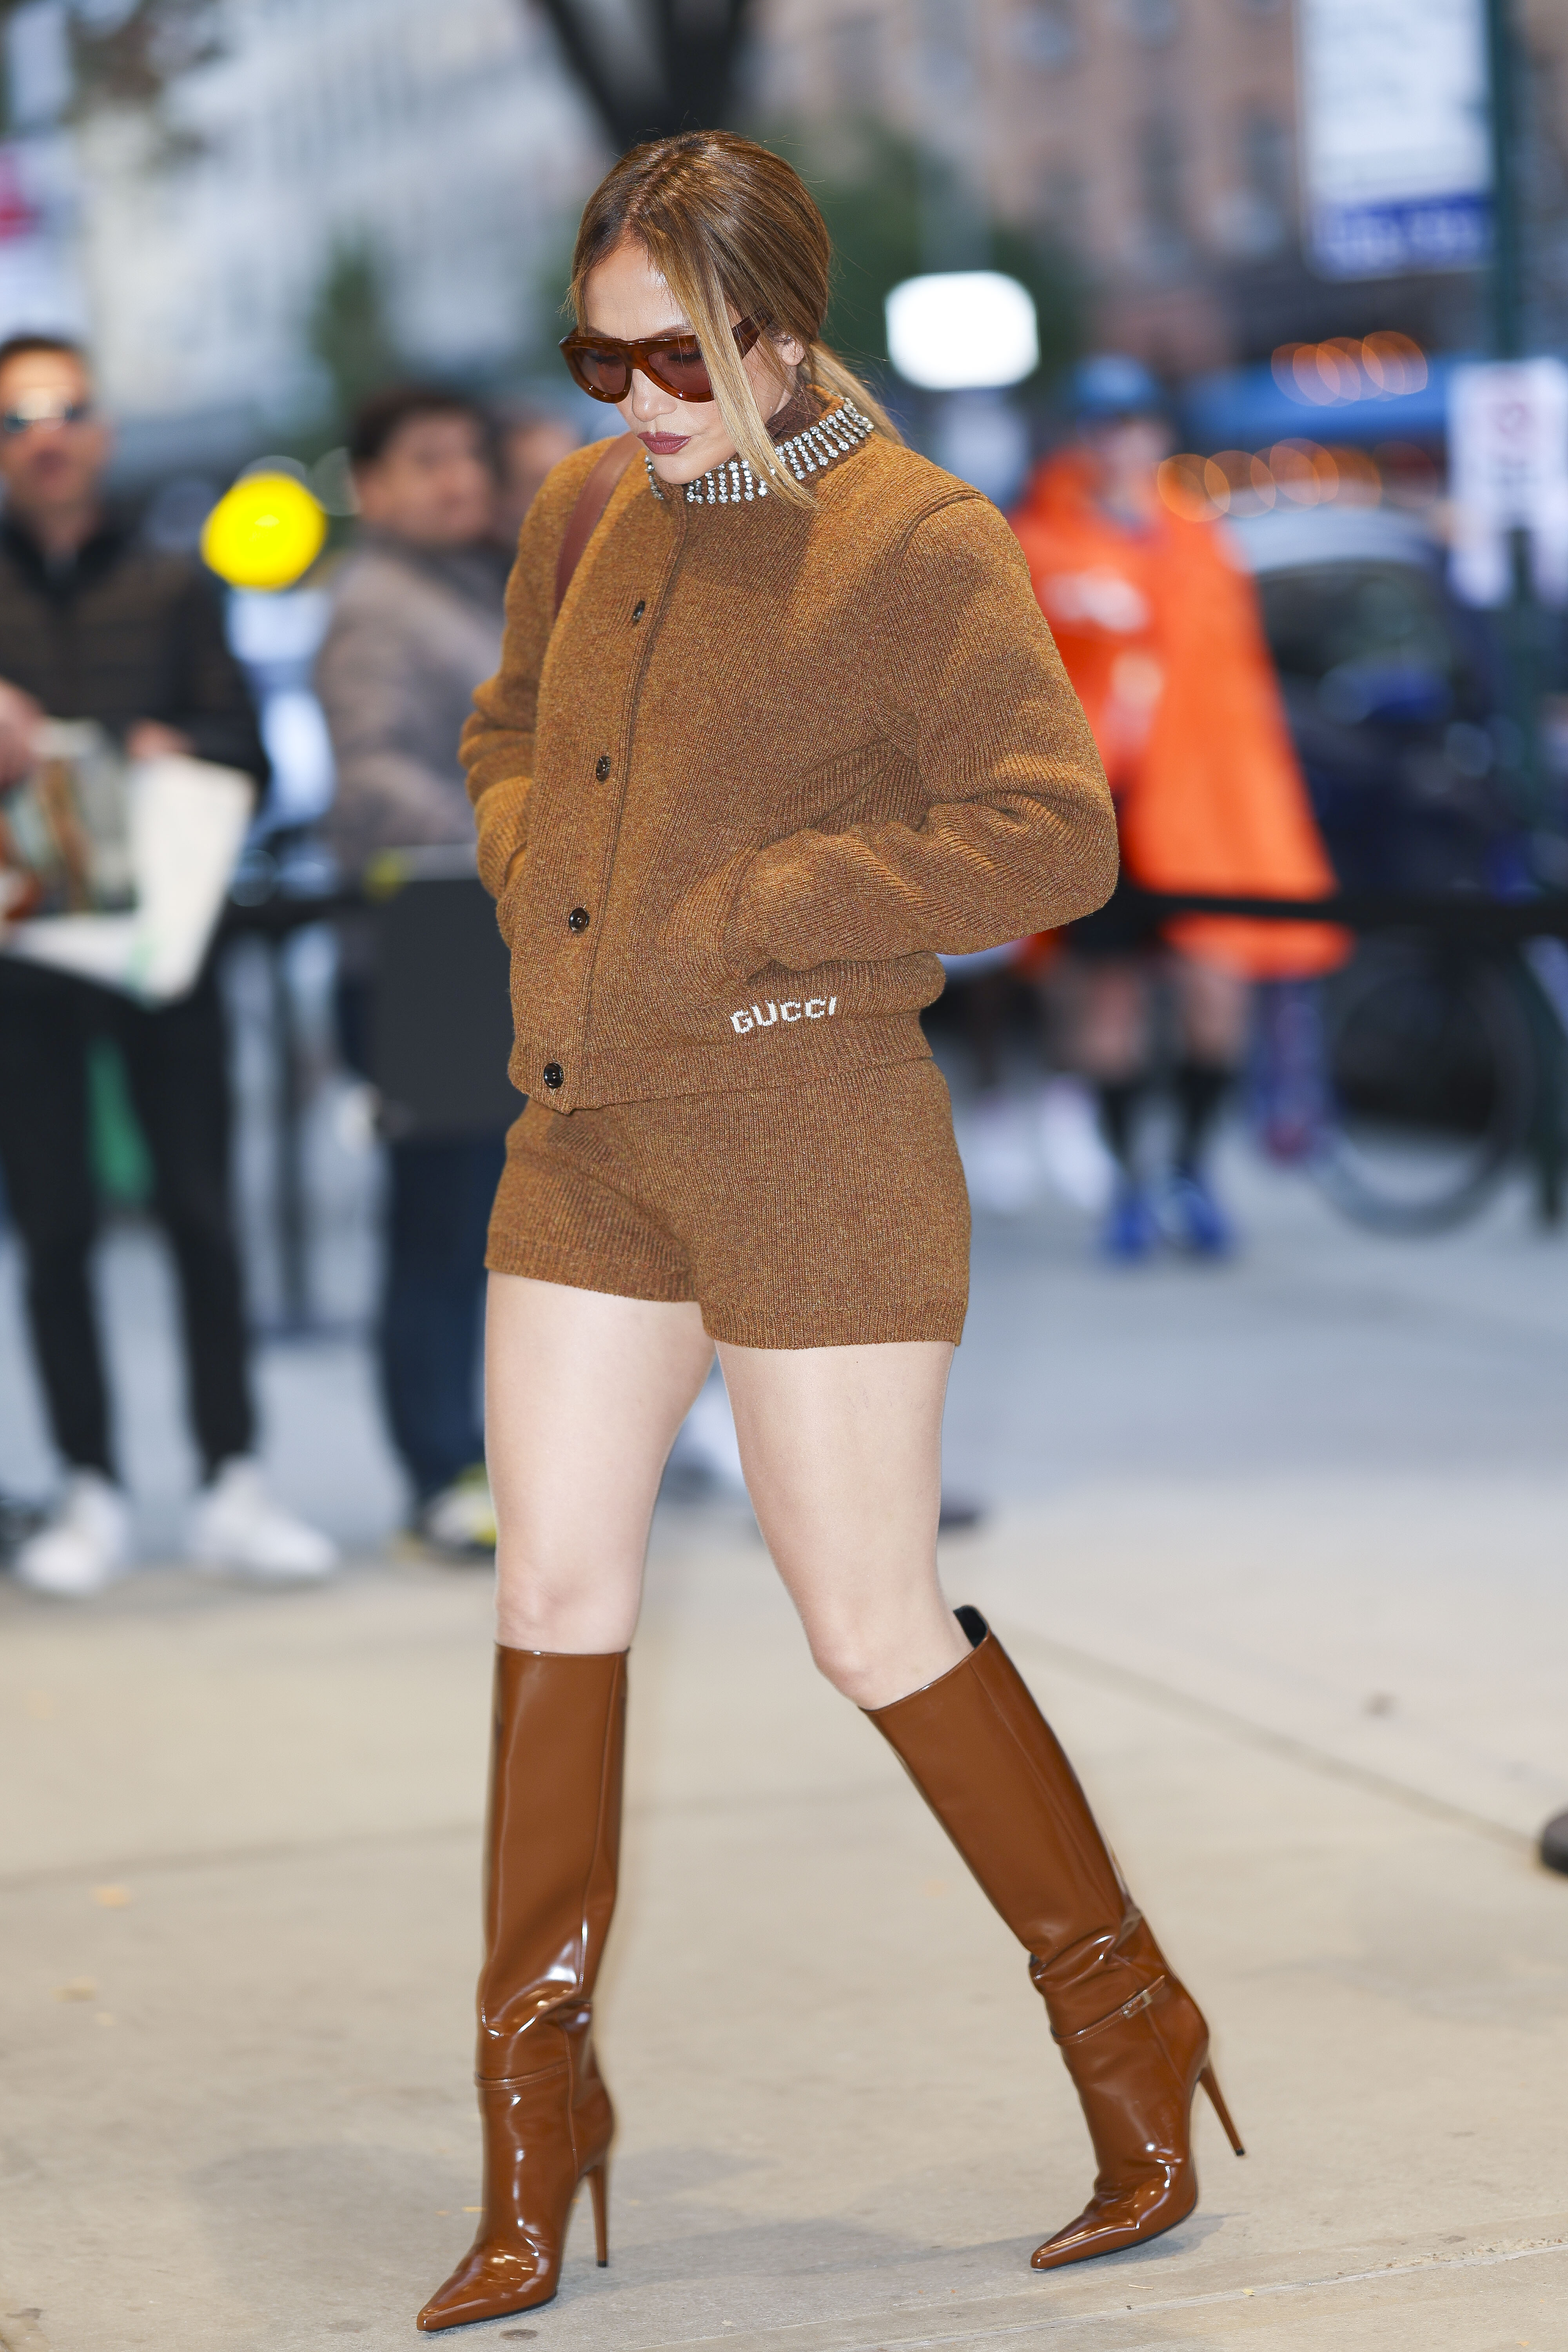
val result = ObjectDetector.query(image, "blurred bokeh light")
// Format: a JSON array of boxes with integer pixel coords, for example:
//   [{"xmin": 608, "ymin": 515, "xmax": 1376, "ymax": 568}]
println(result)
[{"xmin": 201, "ymin": 471, "xmax": 327, "ymax": 592}]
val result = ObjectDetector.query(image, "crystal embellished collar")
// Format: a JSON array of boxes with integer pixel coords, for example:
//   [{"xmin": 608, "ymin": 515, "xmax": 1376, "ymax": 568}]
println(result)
[{"xmin": 645, "ymin": 398, "xmax": 875, "ymax": 505}]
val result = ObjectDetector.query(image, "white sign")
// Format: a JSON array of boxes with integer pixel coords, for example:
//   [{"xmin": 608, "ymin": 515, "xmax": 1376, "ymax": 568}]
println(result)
[
  {"xmin": 1448, "ymin": 360, "xmax": 1568, "ymax": 606},
  {"xmin": 1296, "ymin": 0, "xmax": 1492, "ymax": 278},
  {"xmin": 885, "ymin": 273, "xmax": 1038, "ymax": 391},
  {"xmin": 3, "ymin": 756, "xmax": 254, "ymax": 1001}
]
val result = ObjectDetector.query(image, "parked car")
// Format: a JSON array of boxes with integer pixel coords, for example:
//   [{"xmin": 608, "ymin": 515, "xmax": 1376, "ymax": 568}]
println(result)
[{"xmin": 1226, "ymin": 505, "xmax": 1516, "ymax": 895}]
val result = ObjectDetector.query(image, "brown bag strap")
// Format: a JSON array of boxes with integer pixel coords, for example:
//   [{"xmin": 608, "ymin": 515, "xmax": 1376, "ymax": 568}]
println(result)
[{"xmin": 553, "ymin": 434, "xmax": 641, "ymax": 619}]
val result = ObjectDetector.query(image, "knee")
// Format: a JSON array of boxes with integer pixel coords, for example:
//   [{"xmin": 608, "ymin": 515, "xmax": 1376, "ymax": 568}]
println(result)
[
  {"xmin": 494, "ymin": 1555, "xmax": 639, "ymax": 1655},
  {"xmin": 799, "ymin": 1596, "xmax": 970, "ymax": 1713},
  {"xmin": 803, "ymin": 1624, "xmax": 891, "ymax": 1711}
]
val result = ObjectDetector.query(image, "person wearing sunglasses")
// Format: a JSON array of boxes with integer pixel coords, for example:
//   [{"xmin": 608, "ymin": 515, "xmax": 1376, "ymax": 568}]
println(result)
[
  {"xmin": 0, "ymin": 332, "xmax": 337, "ymax": 1595},
  {"xmin": 417, "ymin": 132, "xmax": 1241, "ymax": 2337}
]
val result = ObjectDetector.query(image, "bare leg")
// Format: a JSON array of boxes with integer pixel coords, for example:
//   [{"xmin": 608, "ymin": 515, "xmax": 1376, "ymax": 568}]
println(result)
[
  {"xmin": 1169, "ymin": 954, "xmax": 1248, "ymax": 1183},
  {"xmin": 1170, "ymin": 954, "xmax": 1249, "ymax": 1063},
  {"xmin": 421, "ymin": 1273, "xmax": 711, "ymax": 2334},
  {"xmin": 719, "ymin": 1338, "xmax": 968, "ymax": 1709},
  {"xmin": 485, "ymin": 1273, "xmax": 713, "ymax": 1651},
  {"xmin": 1070, "ymin": 957, "xmax": 1153, "ymax": 1190},
  {"xmin": 1074, "ymin": 957, "xmax": 1149, "ymax": 1081}
]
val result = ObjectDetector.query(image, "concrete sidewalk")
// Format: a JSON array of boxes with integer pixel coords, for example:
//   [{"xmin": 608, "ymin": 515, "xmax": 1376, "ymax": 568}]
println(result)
[
  {"xmin": 4, "ymin": 1134, "xmax": 1568, "ymax": 2348},
  {"xmin": 4, "ymin": 1472, "xmax": 1565, "ymax": 2352}
]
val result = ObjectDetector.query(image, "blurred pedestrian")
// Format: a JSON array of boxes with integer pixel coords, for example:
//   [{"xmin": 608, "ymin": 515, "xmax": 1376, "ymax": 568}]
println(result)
[
  {"xmin": 1009, "ymin": 356, "xmax": 1345, "ymax": 1259},
  {"xmin": 316, "ymin": 384, "xmax": 508, "ymax": 1556},
  {"xmin": 492, "ymin": 408, "xmax": 579, "ymax": 548},
  {"xmin": 0, "ymin": 332, "xmax": 337, "ymax": 1593}
]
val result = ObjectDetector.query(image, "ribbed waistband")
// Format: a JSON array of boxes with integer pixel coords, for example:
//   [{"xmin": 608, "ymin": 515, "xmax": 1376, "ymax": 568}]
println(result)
[{"xmin": 509, "ymin": 1011, "xmax": 934, "ymax": 1111}]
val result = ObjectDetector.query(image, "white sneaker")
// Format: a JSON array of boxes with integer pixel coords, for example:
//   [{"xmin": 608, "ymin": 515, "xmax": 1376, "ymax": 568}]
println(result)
[
  {"xmin": 961, "ymin": 1091, "xmax": 1043, "ymax": 1215},
  {"xmin": 416, "ymin": 1466, "xmax": 497, "ymax": 1557},
  {"xmin": 189, "ymin": 1459, "xmax": 338, "ymax": 1580},
  {"xmin": 1035, "ymin": 1076, "xmax": 1118, "ymax": 1215},
  {"xmin": 13, "ymin": 1472, "xmax": 131, "ymax": 1597}
]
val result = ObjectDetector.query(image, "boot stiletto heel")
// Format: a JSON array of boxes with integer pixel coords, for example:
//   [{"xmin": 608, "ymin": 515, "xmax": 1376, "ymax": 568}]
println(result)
[
  {"xmin": 588, "ymin": 2160, "xmax": 610, "ymax": 2267},
  {"xmin": 1200, "ymin": 2062, "xmax": 1245, "ymax": 2156}
]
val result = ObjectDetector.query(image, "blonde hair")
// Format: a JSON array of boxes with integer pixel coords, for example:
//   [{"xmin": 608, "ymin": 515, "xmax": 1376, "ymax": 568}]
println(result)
[{"xmin": 570, "ymin": 131, "xmax": 899, "ymax": 510}]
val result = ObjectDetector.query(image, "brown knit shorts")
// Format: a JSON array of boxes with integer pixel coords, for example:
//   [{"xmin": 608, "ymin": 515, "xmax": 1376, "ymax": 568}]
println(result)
[{"xmin": 485, "ymin": 1060, "xmax": 969, "ymax": 1348}]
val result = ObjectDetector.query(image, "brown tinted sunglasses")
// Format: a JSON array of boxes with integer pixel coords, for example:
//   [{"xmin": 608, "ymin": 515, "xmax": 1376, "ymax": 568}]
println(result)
[{"xmin": 560, "ymin": 316, "xmax": 766, "ymax": 404}]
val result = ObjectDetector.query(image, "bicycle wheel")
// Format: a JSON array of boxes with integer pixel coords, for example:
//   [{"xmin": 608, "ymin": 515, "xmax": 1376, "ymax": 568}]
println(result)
[{"xmin": 1310, "ymin": 936, "xmax": 1534, "ymax": 1234}]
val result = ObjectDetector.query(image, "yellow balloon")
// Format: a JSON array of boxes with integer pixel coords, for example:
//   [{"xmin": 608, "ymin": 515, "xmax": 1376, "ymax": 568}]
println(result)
[{"xmin": 201, "ymin": 471, "xmax": 327, "ymax": 590}]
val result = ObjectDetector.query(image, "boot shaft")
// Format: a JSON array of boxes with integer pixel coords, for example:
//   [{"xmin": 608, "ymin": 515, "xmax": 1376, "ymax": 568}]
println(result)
[
  {"xmin": 478, "ymin": 1646, "xmax": 627, "ymax": 2080},
  {"xmin": 865, "ymin": 1613, "xmax": 1162, "ymax": 2036}
]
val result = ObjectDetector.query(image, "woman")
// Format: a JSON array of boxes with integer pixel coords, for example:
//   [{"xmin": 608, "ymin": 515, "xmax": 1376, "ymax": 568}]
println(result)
[{"xmin": 417, "ymin": 132, "xmax": 1242, "ymax": 2336}]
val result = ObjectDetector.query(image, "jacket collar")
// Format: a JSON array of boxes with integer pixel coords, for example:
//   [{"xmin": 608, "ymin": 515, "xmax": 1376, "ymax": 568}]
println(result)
[{"xmin": 648, "ymin": 393, "xmax": 872, "ymax": 508}]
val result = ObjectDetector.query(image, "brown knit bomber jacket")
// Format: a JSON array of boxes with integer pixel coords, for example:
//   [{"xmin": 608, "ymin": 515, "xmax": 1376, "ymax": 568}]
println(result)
[{"xmin": 461, "ymin": 413, "xmax": 1117, "ymax": 1111}]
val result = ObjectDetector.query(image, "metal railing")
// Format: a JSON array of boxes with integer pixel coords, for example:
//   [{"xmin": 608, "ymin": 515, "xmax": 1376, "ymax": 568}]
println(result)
[{"xmin": 217, "ymin": 880, "xmax": 1568, "ymax": 1329}]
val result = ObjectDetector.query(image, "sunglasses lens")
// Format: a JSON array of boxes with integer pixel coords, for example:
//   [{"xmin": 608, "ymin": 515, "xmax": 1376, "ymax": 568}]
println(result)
[
  {"xmin": 648, "ymin": 338, "xmax": 713, "ymax": 402},
  {"xmin": 1, "ymin": 401, "xmax": 88, "ymax": 434},
  {"xmin": 564, "ymin": 329, "xmax": 724, "ymax": 404},
  {"xmin": 569, "ymin": 344, "xmax": 630, "ymax": 401}
]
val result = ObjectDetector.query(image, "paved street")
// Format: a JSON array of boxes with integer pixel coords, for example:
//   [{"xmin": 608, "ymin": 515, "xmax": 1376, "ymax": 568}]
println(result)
[{"xmin": 3, "ymin": 1114, "xmax": 1566, "ymax": 2350}]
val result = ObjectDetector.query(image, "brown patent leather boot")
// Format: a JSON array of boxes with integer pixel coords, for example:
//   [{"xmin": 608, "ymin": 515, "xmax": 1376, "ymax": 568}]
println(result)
[
  {"xmin": 866, "ymin": 1607, "xmax": 1243, "ymax": 2272},
  {"xmin": 417, "ymin": 1646, "xmax": 626, "ymax": 2332}
]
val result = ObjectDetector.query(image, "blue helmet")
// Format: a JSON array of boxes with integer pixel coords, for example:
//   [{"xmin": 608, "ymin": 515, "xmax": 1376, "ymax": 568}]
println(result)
[{"xmin": 1071, "ymin": 354, "xmax": 1167, "ymax": 421}]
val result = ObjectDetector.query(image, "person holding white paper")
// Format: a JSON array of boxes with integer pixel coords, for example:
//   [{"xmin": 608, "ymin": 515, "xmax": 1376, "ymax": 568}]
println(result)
[{"xmin": 0, "ymin": 334, "xmax": 336, "ymax": 1594}]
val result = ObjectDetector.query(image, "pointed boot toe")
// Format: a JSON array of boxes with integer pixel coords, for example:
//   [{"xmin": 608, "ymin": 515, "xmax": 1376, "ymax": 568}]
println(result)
[
  {"xmin": 416, "ymin": 2240, "xmax": 558, "ymax": 2332},
  {"xmin": 1030, "ymin": 2168, "xmax": 1198, "ymax": 2270},
  {"xmin": 416, "ymin": 2116, "xmax": 608, "ymax": 2332}
]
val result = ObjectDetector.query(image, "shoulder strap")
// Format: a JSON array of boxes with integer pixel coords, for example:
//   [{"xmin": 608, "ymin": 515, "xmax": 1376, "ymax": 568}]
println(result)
[{"xmin": 553, "ymin": 434, "xmax": 641, "ymax": 619}]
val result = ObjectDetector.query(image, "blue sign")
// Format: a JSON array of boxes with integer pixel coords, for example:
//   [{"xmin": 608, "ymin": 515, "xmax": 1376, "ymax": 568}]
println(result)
[{"xmin": 1312, "ymin": 194, "xmax": 1492, "ymax": 280}]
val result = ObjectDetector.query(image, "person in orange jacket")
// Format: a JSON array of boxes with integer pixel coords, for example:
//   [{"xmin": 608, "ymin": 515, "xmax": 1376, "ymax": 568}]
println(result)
[{"xmin": 1009, "ymin": 356, "xmax": 1344, "ymax": 1258}]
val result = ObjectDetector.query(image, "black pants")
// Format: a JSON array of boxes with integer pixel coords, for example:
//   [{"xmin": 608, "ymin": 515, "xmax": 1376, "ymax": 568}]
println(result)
[
  {"xmin": 0, "ymin": 957, "xmax": 253, "ymax": 1479},
  {"xmin": 336, "ymin": 961, "xmax": 502, "ymax": 1501},
  {"xmin": 382, "ymin": 1134, "xmax": 505, "ymax": 1500}
]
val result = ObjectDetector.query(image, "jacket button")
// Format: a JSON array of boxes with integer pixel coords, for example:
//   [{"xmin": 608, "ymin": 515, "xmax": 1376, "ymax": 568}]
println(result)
[
  {"xmin": 631, "ymin": 599, "xmax": 646, "ymax": 622},
  {"xmin": 567, "ymin": 906, "xmax": 589, "ymax": 933},
  {"xmin": 542, "ymin": 1062, "xmax": 564, "ymax": 1090},
  {"xmin": 595, "ymin": 754, "xmax": 610, "ymax": 781}
]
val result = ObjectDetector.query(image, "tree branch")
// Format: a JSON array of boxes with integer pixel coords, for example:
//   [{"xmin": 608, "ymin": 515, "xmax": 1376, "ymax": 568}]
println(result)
[
  {"xmin": 529, "ymin": 0, "xmax": 755, "ymax": 149},
  {"xmin": 530, "ymin": 0, "xmax": 654, "ymax": 152}
]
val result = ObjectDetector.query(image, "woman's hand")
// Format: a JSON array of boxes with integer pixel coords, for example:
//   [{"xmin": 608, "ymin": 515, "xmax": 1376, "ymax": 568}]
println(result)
[{"xmin": 657, "ymin": 850, "xmax": 764, "ymax": 1002}]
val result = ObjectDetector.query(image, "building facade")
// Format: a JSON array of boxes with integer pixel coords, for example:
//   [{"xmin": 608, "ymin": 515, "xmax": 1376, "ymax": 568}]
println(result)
[
  {"xmin": 2, "ymin": 0, "xmax": 601, "ymax": 466},
  {"xmin": 751, "ymin": 0, "xmax": 1568, "ymax": 372}
]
